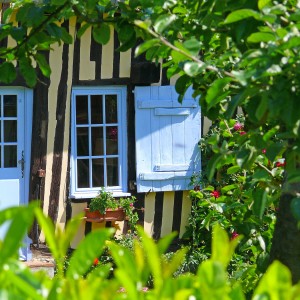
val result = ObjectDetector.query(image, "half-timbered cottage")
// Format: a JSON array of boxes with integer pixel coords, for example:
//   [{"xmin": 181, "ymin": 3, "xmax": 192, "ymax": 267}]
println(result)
[{"xmin": 0, "ymin": 6, "xmax": 208, "ymax": 258}]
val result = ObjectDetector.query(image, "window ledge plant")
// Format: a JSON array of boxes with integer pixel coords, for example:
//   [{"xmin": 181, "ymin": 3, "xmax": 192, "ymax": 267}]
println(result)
[{"xmin": 85, "ymin": 188, "xmax": 138, "ymax": 229}]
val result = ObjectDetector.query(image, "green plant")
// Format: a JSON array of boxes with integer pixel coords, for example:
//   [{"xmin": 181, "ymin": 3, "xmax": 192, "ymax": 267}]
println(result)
[
  {"xmin": 184, "ymin": 117, "xmax": 281, "ymax": 295},
  {"xmin": 1, "ymin": 204, "xmax": 300, "ymax": 299},
  {"xmin": 89, "ymin": 188, "xmax": 139, "ymax": 230},
  {"xmin": 89, "ymin": 188, "xmax": 118, "ymax": 214}
]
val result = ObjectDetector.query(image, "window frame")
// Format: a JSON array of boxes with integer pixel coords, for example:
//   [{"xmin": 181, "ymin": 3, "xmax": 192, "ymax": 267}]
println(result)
[{"xmin": 70, "ymin": 86, "xmax": 129, "ymax": 199}]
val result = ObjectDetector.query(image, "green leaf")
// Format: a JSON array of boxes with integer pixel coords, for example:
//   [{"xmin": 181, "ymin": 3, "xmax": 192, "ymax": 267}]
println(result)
[
  {"xmin": 34, "ymin": 208, "xmax": 59, "ymax": 261},
  {"xmin": 19, "ymin": 58, "xmax": 37, "ymax": 87},
  {"xmin": 291, "ymin": 197, "xmax": 300, "ymax": 221},
  {"xmin": 221, "ymin": 184, "xmax": 238, "ymax": 193},
  {"xmin": 35, "ymin": 53, "xmax": 51, "ymax": 78},
  {"xmin": 263, "ymin": 126, "xmax": 279, "ymax": 142},
  {"xmin": 197, "ymin": 260, "xmax": 228, "ymax": 298},
  {"xmin": 153, "ymin": 14, "xmax": 176, "ymax": 34},
  {"xmin": 66, "ymin": 228, "xmax": 113, "ymax": 278},
  {"xmin": 206, "ymin": 78, "xmax": 232, "ymax": 110},
  {"xmin": 255, "ymin": 98, "xmax": 268, "ymax": 121},
  {"xmin": 207, "ymin": 154, "xmax": 222, "ymax": 181},
  {"xmin": 61, "ymin": 26, "xmax": 73, "ymax": 44},
  {"xmin": 77, "ymin": 23, "xmax": 91, "ymax": 39},
  {"xmin": 11, "ymin": 27, "xmax": 26, "ymax": 42},
  {"xmin": 265, "ymin": 143, "xmax": 282, "ymax": 162},
  {"xmin": 137, "ymin": 227, "xmax": 163, "ymax": 290},
  {"xmin": 253, "ymin": 261, "xmax": 292, "ymax": 299},
  {"xmin": 247, "ymin": 32, "xmax": 276, "ymax": 43},
  {"xmin": 183, "ymin": 61, "xmax": 205, "ymax": 77},
  {"xmin": 252, "ymin": 188, "xmax": 268, "ymax": 219},
  {"xmin": 92, "ymin": 23, "xmax": 110, "ymax": 45},
  {"xmin": 211, "ymin": 225, "xmax": 240, "ymax": 269},
  {"xmin": 175, "ymin": 74, "xmax": 191, "ymax": 97},
  {"xmin": 258, "ymin": 0, "xmax": 272, "ymax": 10},
  {"xmin": 0, "ymin": 62, "xmax": 16, "ymax": 84},
  {"xmin": 227, "ymin": 165, "xmax": 241, "ymax": 174},
  {"xmin": 118, "ymin": 24, "xmax": 135, "ymax": 43},
  {"xmin": 0, "ymin": 206, "xmax": 34, "ymax": 266},
  {"xmin": 183, "ymin": 37, "xmax": 202, "ymax": 56},
  {"xmin": 135, "ymin": 39, "xmax": 161, "ymax": 57},
  {"xmin": 224, "ymin": 9, "xmax": 261, "ymax": 24}
]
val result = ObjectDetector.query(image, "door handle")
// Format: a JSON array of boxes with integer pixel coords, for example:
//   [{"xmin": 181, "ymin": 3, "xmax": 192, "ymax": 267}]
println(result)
[{"xmin": 18, "ymin": 150, "xmax": 24, "ymax": 178}]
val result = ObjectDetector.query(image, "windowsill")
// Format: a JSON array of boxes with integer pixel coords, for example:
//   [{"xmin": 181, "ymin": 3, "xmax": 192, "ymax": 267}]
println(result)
[{"xmin": 69, "ymin": 191, "xmax": 132, "ymax": 199}]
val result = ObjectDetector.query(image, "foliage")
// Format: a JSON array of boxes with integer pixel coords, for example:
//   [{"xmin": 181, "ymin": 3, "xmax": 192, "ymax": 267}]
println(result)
[
  {"xmin": 1, "ymin": 205, "xmax": 300, "ymax": 299},
  {"xmin": 183, "ymin": 116, "xmax": 282, "ymax": 294},
  {"xmin": 89, "ymin": 188, "xmax": 138, "ymax": 230},
  {"xmin": 2, "ymin": 0, "xmax": 300, "ymax": 279}
]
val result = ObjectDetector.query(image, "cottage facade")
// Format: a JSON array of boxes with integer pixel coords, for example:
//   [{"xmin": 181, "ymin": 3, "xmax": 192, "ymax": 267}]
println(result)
[{"xmin": 0, "ymin": 12, "xmax": 209, "ymax": 249}]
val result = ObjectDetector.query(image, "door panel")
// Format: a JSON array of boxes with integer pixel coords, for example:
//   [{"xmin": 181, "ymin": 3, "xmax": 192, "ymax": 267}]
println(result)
[{"xmin": 0, "ymin": 90, "xmax": 25, "ymax": 240}]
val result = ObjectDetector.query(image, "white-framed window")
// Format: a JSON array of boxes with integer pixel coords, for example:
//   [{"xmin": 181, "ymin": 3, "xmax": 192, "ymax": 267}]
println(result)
[{"xmin": 70, "ymin": 86, "xmax": 128, "ymax": 198}]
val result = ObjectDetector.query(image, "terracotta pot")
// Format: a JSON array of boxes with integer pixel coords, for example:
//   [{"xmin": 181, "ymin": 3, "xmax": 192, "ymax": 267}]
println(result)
[{"xmin": 84, "ymin": 207, "xmax": 125, "ymax": 222}]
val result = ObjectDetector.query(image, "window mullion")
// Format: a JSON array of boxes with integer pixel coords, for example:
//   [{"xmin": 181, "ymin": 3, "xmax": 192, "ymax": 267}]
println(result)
[
  {"xmin": 88, "ymin": 95, "xmax": 92, "ymax": 189},
  {"xmin": 103, "ymin": 94, "xmax": 107, "ymax": 187}
]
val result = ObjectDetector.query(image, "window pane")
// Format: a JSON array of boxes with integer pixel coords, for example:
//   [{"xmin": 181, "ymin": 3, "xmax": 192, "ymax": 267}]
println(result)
[
  {"xmin": 77, "ymin": 127, "xmax": 89, "ymax": 156},
  {"xmin": 92, "ymin": 127, "xmax": 103, "ymax": 156},
  {"xmin": 77, "ymin": 159, "xmax": 89, "ymax": 188},
  {"xmin": 4, "ymin": 95, "xmax": 17, "ymax": 117},
  {"xmin": 4, "ymin": 120, "xmax": 17, "ymax": 142},
  {"xmin": 92, "ymin": 158, "xmax": 104, "ymax": 187},
  {"xmin": 107, "ymin": 158, "xmax": 118, "ymax": 186},
  {"xmin": 91, "ymin": 95, "xmax": 103, "ymax": 124},
  {"xmin": 4, "ymin": 145, "xmax": 17, "ymax": 167},
  {"xmin": 105, "ymin": 95, "xmax": 117, "ymax": 123},
  {"xmin": 106, "ymin": 126, "xmax": 118, "ymax": 155},
  {"xmin": 76, "ymin": 95, "xmax": 88, "ymax": 124}
]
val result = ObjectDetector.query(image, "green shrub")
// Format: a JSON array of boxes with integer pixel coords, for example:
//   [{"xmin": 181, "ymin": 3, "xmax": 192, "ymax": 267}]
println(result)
[{"xmin": 0, "ymin": 204, "xmax": 299, "ymax": 299}]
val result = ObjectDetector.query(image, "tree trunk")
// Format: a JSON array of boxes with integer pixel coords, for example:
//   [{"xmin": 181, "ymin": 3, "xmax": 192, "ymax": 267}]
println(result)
[{"xmin": 269, "ymin": 180, "xmax": 300, "ymax": 283}]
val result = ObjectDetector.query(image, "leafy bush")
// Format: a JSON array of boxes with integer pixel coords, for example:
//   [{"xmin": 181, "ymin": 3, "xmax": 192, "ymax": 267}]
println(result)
[
  {"xmin": 184, "ymin": 117, "xmax": 283, "ymax": 294},
  {"xmin": 0, "ymin": 204, "xmax": 300, "ymax": 299}
]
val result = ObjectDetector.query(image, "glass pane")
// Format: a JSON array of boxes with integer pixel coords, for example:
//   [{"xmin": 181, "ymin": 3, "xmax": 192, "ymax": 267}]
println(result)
[
  {"xmin": 91, "ymin": 95, "xmax": 103, "ymax": 124},
  {"xmin": 76, "ymin": 95, "xmax": 88, "ymax": 124},
  {"xmin": 4, "ymin": 95, "xmax": 17, "ymax": 117},
  {"xmin": 92, "ymin": 127, "xmax": 103, "ymax": 156},
  {"xmin": 105, "ymin": 95, "xmax": 117, "ymax": 123},
  {"xmin": 107, "ymin": 158, "xmax": 118, "ymax": 186},
  {"xmin": 77, "ymin": 159, "xmax": 89, "ymax": 188},
  {"xmin": 4, "ymin": 145, "xmax": 17, "ymax": 167},
  {"xmin": 0, "ymin": 122, "xmax": 2, "ymax": 143},
  {"xmin": 92, "ymin": 158, "xmax": 104, "ymax": 187},
  {"xmin": 4, "ymin": 120, "xmax": 17, "ymax": 142},
  {"xmin": 106, "ymin": 126, "xmax": 118, "ymax": 155},
  {"xmin": 77, "ymin": 127, "xmax": 89, "ymax": 156}
]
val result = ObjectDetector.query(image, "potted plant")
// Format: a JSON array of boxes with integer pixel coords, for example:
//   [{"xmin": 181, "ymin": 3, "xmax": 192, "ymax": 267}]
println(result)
[{"xmin": 85, "ymin": 188, "xmax": 138, "ymax": 228}]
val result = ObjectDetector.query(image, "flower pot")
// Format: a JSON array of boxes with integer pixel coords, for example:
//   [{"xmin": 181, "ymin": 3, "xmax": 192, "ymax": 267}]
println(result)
[{"xmin": 84, "ymin": 207, "xmax": 125, "ymax": 222}]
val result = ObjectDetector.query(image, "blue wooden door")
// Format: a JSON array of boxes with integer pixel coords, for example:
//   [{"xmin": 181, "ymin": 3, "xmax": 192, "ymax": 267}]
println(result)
[{"xmin": 0, "ymin": 89, "xmax": 25, "ymax": 240}]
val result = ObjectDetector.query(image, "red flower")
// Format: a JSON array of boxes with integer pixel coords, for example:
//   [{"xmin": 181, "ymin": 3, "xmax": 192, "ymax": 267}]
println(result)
[
  {"xmin": 130, "ymin": 203, "xmax": 134, "ymax": 207},
  {"xmin": 239, "ymin": 131, "xmax": 247, "ymax": 135},
  {"xmin": 234, "ymin": 122, "xmax": 243, "ymax": 131},
  {"xmin": 211, "ymin": 190, "xmax": 220, "ymax": 198},
  {"xmin": 262, "ymin": 149, "xmax": 266, "ymax": 154},
  {"xmin": 231, "ymin": 231, "xmax": 239, "ymax": 240},
  {"xmin": 276, "ymin": 161, "xmax": 286, "ymax": 167},
  {"xmin": 93, "ymin": 258, "xmax": 99, "ymax": 266}
]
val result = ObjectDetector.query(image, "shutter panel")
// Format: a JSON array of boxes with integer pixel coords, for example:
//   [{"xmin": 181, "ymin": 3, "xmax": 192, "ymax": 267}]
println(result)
[{"xmin": 135, "ymin": 86, "xmax": 201, "ymax": 192}]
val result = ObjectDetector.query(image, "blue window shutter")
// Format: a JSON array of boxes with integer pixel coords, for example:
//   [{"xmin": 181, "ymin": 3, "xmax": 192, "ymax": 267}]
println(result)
[{"xmin": 135, "ymin": 86, "xmax": 201, "ymax": 192}]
